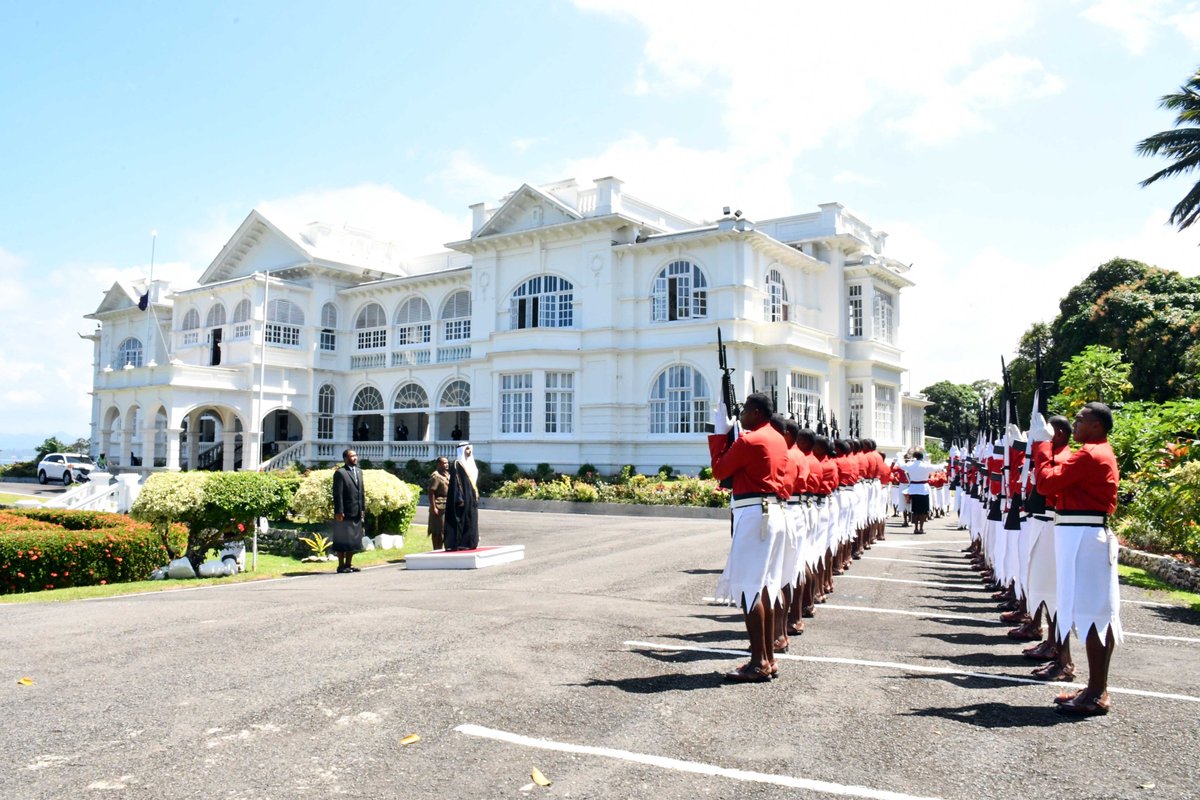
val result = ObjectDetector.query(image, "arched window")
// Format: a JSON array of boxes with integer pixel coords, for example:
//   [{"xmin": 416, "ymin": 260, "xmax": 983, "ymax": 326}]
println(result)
[
  {"xmin": 440, "ymin": 380, "xmax": 470, "ymax": 407},
  {"xmin": 394, "ymin": 297, "xmax": 432, "ymax": 345},
  {"xmin": 266, "ymin": 299, "xmax": 304, "ymax": 347},
  {"xmin": 509, "ymin": 275, "xmax": 573, "ymax": 329},
  {"xmin": 765, "ymin": 268, "xmax": 789, "ymax": 322},
  {"xmin": 648, "ymin": 365, "xmax": 710, "ymax": 434},
  {"xmin": 231, "ymin": 299, "xmax": 252, "ymax": 340},
  {"xmin": 206, "ymin": 303, "xmax": 227, "ymax": 328},
  {"xmin": 317, "ymin": 384, "xmax": 335, "ymax": 440},
  {"xmin": 441, "ymin": 290, "xmax": 472, "ymax": 341},
  {"xmin": 394, "ymin": 383, "xmax": 429, "ymax": 409},
  {"xmin": 117, "ymin": 337, "xmax": 144, "ymax": 368},
  {"xmin": 181, "ymin": 308, "xmax": 200, "ymax": 330},
  {"xmin": 355, "ymin": 303, "xmax": 387, "ymax": 350},
  {"xmin": 352, "ymin": 386, "xmax": 384, "ymax": 411},
  {"xmin": 320, "ymin": 303, "xmax": 338, "ymax": 352},
  {"xmin": 652, "ymin": 260, "xmax": 707, "ymax": 322}
]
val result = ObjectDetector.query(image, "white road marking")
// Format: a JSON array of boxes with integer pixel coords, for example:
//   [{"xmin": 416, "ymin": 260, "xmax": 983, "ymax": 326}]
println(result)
[
  {"xmin": 860, "ymin": 556, "xmax": 973, "ymax": 568},
  {"xmin": 816, "ymin": 603, "xmax": 1200, "ymax": 644},
  {"xmin": 623, "ymin": 641, "xmax": 1200, "ymax": 704},
  {"xmin": 1124, "ymin": 599, "xmax": 1173, "ymax": 608},
  {"xmin": 837, "ymin": 574, "xmax": 980, "ymax": 589},
  {"xmin": 456, "ymin": 723, "xmax": 947, "ymax": 800}
]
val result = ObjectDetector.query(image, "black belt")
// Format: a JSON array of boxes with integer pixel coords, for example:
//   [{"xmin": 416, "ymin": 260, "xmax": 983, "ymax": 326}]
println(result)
[{"xmin": 731, "ymin": 492, "xmax": 774, "ymax": 501}]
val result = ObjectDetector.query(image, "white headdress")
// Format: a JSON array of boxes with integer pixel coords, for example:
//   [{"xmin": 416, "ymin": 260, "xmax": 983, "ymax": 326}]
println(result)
[{"xmin": 455, "ymin": 442, "xmax": 478, "ymax": 495}]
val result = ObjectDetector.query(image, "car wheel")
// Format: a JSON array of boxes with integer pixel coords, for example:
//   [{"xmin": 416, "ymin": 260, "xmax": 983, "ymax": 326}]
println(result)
[
  {"xmin": 38, "ymin": 470, "xmax": 48, "ymax": 485},
  {"xmin": 63, "ymin": 471, "xmax": 74, "ymax": 486}
]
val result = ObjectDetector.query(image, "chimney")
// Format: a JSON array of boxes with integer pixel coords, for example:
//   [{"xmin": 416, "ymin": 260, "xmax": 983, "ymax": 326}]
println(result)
[
  {"xmin": 470, "ymin": 203, "xmax": 487, "ymax": 235},
  {"xmin": 594, "ymin": 176, "xmax": 624, "ymax": 216}
]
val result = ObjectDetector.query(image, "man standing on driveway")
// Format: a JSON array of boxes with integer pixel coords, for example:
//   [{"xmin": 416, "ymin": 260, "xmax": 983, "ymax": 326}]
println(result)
[{"xmin": 332, "ymin": 448, "xmax": 366, "ymax": 574}]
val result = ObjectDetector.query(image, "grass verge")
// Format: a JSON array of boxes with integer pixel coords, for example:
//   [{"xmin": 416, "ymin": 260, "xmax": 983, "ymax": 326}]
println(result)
[
  {"xmin": 0, "ymin": 525, "xmax": 434, "ymax": 604},
  {"xmin": 1118, "ymin": 564, "xmax": 1200, "ymax": 611},
  {"xmin": 0, "ymin": 493, "xmax": 43, "ymax": 505}
]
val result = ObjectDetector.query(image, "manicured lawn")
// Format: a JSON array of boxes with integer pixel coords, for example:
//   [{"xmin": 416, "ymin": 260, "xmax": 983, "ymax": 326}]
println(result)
[
  {"xmin": 0, "ymin": 493, "xmax": 42, "ymax": 505},
  {"xmin": 0, "ymin": 524, "xmax": 434, "ymax": 604},
  {"xmin": 1118, "ymin": 564, "xmax": 1200, "ymax": 611}
]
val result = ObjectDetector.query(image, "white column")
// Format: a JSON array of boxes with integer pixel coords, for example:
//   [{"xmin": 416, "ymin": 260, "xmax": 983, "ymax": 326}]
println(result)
[
  {"xmin": 166, "ymin": 427, "xmax": 182, "ymax": 471},
  {"xmin": 222, "ymin": 430, "xmax": 237, "ymax": 471}
]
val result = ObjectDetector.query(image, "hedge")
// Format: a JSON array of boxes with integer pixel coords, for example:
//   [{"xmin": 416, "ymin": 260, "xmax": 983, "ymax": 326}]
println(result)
[{"xmin": 0, "ymin": 509, "xmax": 186, "ymax": 594}]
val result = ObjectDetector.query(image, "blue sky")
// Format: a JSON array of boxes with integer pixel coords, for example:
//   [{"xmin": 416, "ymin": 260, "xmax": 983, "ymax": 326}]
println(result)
[{"xmin": 3, "ymin": 0, "xmax": 1200, "ymax": 442}]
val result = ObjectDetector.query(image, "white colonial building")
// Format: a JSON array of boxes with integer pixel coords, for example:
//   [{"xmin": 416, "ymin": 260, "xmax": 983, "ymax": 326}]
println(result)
[{"xmin": 84, "ymin": 176, "xmax": 925, "ymax": 475}]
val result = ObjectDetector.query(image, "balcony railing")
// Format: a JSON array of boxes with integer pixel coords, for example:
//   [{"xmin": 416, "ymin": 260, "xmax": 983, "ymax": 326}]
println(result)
[
  {"xmin": 437, "ymin": 345, "xmax": 471, "ymax": 363},
  {"xmin": 351, "ymin": 352, "xmax": 387, "ymax": 369},
  {"xmin": 392, "ymin": 349, "xmax": 431, "ymax": 367}
]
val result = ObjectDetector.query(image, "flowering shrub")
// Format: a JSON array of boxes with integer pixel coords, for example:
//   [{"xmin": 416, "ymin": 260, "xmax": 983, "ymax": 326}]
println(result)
[
  {"xmin": 1117, "ymin": 460, "xmax": 1200, "ymax": 564},
  {"xmin": 130, "ymin": 471, "xmax": 293, "ymax": 570},
  {"xmin": 0, "ymin": 509, "xmax": 185, "ymax": 594},
  {"xmin": 290, "ymin": 469, "xmax": 418, "ymax": 535},
  {"xmin": 492, "ymin": 473, "xmax": 729, "ymax": 508}
]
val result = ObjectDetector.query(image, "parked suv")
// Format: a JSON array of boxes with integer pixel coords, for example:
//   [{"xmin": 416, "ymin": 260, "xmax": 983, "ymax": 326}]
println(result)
[{"xmin": 37, "ymin": 453, "xmax": 94, "ymax": 485}]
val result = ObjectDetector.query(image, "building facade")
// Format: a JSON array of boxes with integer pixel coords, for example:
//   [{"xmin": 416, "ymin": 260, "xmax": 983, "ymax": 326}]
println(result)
[{"xmin": 85, "ymin": 177, "xmax": 924, "ymax": 475}]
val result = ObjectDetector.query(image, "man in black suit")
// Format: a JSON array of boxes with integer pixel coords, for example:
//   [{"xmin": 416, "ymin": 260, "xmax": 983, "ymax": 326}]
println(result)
[{"xmin": 332, "ymin": 448, "xmax": 366, "ymax": 573}]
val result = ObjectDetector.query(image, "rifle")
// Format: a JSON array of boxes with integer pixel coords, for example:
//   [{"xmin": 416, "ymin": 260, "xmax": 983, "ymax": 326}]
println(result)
[
  {"xmin": 1035, "ymin": 342, "xmax": 1049, "ymax": 416},
  {"xmin": 716, "ymin": 328, "xmax": 741, "ymax": 421},
  {"xmin": 771, "ymin": 383, "xmax": 779, "ymax": 417},
  {"xmin": 716, "ymin": 328, "xmax": 740, "ymax": 491},
  {"xmin": 817, "ymin": 402, "xmax": 827, "ymax": 436},
  {"xmin": 803, "ymin": 398, "xmax": 811, "ymax": 430},
  {"xmin": 831, "ymin": 411, "xmax": 840, "ymax": 440}
]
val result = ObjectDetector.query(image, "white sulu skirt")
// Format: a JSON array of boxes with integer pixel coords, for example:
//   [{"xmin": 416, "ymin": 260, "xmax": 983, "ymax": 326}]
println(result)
[
  {"xmin": 715, "ymin": 502, "xmax": 788, "ymax": 613},
  {"xmin": 783, "ymin": 502, "xmax": 807, "ymax": 589},
  {"xmin": 1025, "ymin": 517, "xmax": 1057, "ymax": 618},
  {"xmin": 1054, "ymin": 524, "xmax": 1123, "ymax": 645}
]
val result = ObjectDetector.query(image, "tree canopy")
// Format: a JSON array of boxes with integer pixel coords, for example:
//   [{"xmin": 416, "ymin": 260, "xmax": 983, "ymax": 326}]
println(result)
[{"xmin": 1137, "ymin": 67, "xmax": 1200, "ymax": 231}]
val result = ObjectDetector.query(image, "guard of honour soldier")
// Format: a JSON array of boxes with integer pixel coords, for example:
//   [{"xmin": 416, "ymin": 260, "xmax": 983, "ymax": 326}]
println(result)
[{"xmin": 707, "ymin": 387, "xmax": 1120, "ymax": 716}]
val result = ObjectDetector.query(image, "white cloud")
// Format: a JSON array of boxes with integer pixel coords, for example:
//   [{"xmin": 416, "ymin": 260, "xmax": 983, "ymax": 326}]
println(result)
[
  {"xmin": 890, "ymin": 54, "xmax": 1064, "ymax": 146},
  {"xmin": 257, "ymin": 184, "xmax": 469, "ymax": 255},
  {"xmin": 574, "ymin": 0, "xmax": 1052, "ymax": 151},
  {"xmin": 1082, "ymin": 0, "xmax": 1169, "ymax": 54},
  {"xmin": 832, "ymin": 171, "xmax": 880, "ymax": 187},
  {"xmin": 898, "ymin": 208, "xmax": 1200, "ymax": 392}
]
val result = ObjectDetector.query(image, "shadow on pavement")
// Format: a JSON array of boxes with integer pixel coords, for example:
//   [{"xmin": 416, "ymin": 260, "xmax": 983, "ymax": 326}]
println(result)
[
  {"xmin": 577, "ymin": 671, "xmax": 728, "ymax": 693},
  {"xmin": 904, "ymin": 701, "xmax": 1077, "ymax": 728},
  {"xmin": 660, "ymin": 628, "xmax": 746, "ymax": 645},
  {"xmin": 1148, "ymin": 604, "xmax": 1200, "ymax": 625},
  {"xmin": 680, "ymin": 567, "xmax": 723, "ymax": 575},
  {"xmin": 918, "ymin": 631, "xmax": 1010, "ymax": 648}
]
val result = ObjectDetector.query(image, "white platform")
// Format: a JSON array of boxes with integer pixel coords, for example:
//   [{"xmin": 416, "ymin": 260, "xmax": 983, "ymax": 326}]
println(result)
[{"xmin": 405, "ymin": 544, "xmax": 525, "ymax": 570}]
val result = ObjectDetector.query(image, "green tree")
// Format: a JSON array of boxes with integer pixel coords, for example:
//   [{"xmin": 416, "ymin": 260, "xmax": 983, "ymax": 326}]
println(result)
[
  {"xmin": 1051, "ymin": 345, "xmax": 1133, "ymax": 416},
  {"xmin": 921, "ymin": 381, "xmax": 979, "ymax": 443},
  {"xmin": 35, "ymin": 436, "xmax": 67, "ymax": 461},
  {"xmin": 131, "ymin": 471, "xmax": 293, "ymax": 570},
  {"xmin": 1137, "ymin": 67, "xmax": 1200, "ymax": 231},
  {"xmin": 67, "ymin": 437, "xmax": 91, "ymax": 454},
  {"xmin": 1046, "ymin": 258, "xmax": 1200, "ymax": 402}
]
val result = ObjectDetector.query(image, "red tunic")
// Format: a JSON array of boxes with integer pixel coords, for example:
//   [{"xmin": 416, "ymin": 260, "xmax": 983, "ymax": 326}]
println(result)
[
  {"xmin": 801, "ymin": 451, "xmax": 822, "ymax": 493},
  {"xmin": 816, "ymin": 456, "xmax": 840, "ymax": 495},
  {"xmin": 1032, "ymin": 440, "xmax": 1119, "ymax": 514},
  {"xmin": 874, "ymin": 452, "xmax": 889, "ymax": 481},
  {"xmin": 987, "ymin": 451, "xmax": 1004, "ymax": 497},
  {"xmin": 785, "ymin": 447, "xmax": 810, "ymax": 497},
  {"xmin": 708, "ymin": 423, "xmax": 790, "ymax": 499},
  {"xmin": 1007, "ymin": 445, "xmax": 1024, "ymax": 497},
  {"xmin": 837, "ymin": 453, "xmax": 859, "ymax": 486}
]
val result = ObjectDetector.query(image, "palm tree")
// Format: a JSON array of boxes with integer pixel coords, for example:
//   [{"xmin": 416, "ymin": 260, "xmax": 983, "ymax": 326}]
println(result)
[{"xmin": 1138, "ymin": 68, "xmax": 1200, "ymax": 230}]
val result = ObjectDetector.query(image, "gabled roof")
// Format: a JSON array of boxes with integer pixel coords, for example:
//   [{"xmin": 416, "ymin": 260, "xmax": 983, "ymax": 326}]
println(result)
[
  {"xmin": 198, "ymin": 210, "xmax": 315, "ymax": 285},
  {"xmin": 198, "ymin": 209, "xmax": 407, "ymax": 285},
  {"xmin": 472, "ymin": 183, "xmax": 582, "ymax": 238},
  {"xmin": 87, "ymin": 281, "xmax": 144, "ymax": 319}
]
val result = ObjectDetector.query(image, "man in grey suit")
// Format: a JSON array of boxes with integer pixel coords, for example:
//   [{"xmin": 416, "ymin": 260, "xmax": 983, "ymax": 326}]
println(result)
[{"xmin": 332, "ymin": 448, "xmax": 366, "ymax": 573}]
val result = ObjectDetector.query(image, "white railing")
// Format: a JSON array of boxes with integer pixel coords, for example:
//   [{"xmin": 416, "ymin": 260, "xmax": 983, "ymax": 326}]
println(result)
[
  {"xmin": 258, "ymin": 441, "xmax": 305, "ymax": 472},
  {"xmin": 392, "ymin": 349, "xmax": 431, "ymax": 367},
  {"xmin": 351, "ymin": 352, "xmax": 387, "ymax": 369},
  {"xmin": 43, "ymin": 473, "xmax": 125, "ymax": 512},
  {"xmin": 437, "ymin": 345, "xmax": 471, "ymax": 363}
]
